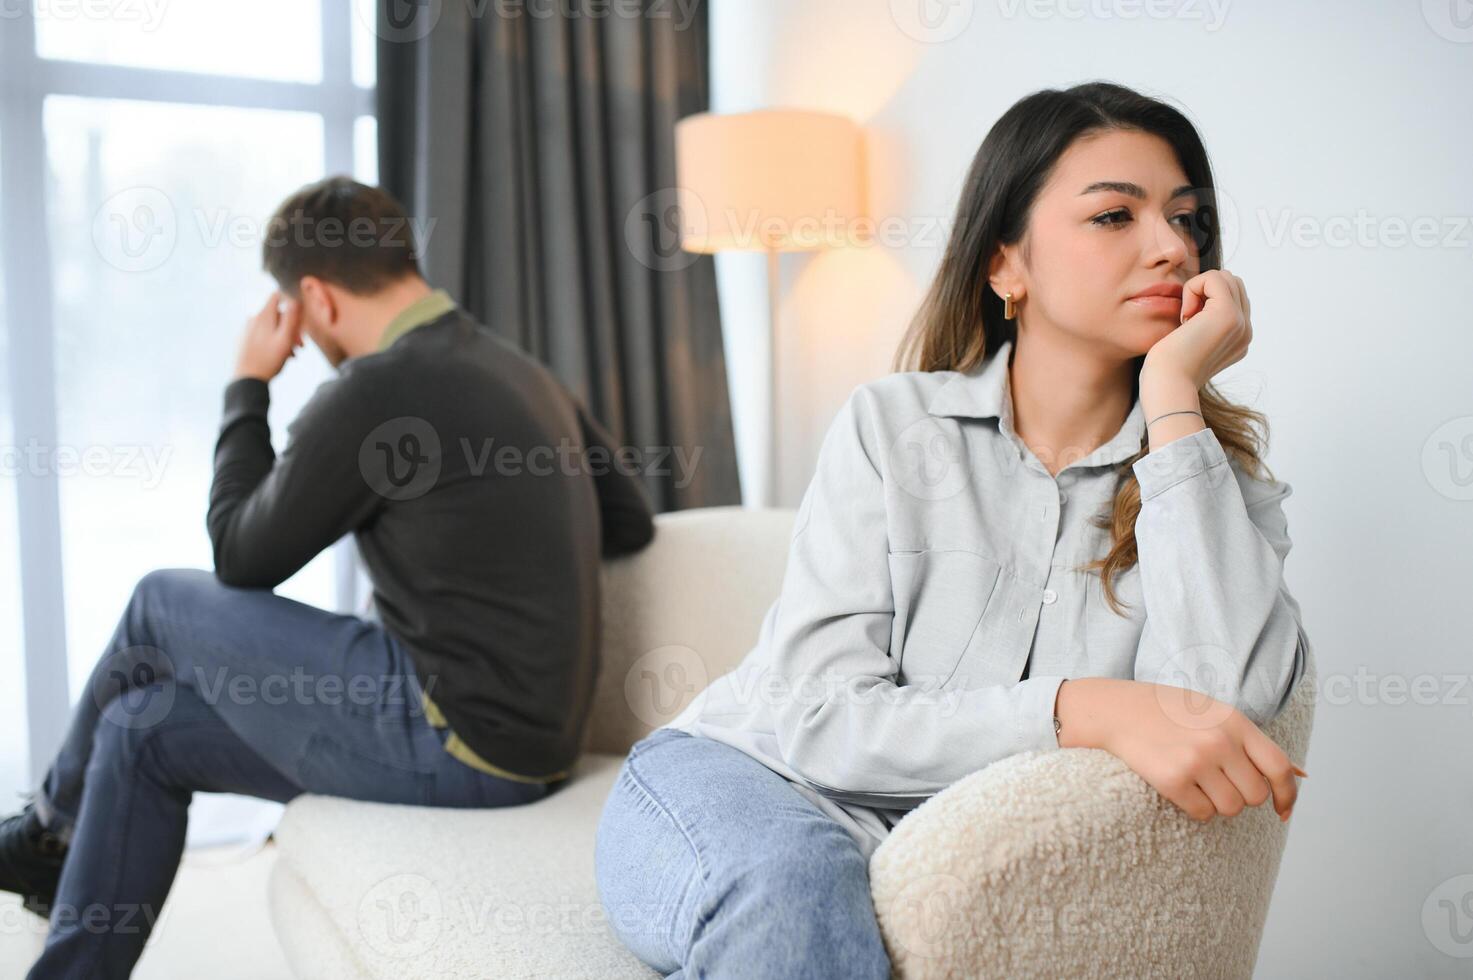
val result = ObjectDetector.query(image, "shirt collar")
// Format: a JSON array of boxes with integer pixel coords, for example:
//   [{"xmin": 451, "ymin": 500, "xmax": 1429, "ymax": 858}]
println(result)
[
  {"xmin": 377, "ymin": 288, "xmax": 457, "ymax": 352},
  {"xmin": 925, "ymin": 337, "xmax": 1147, "ymax": 469}
]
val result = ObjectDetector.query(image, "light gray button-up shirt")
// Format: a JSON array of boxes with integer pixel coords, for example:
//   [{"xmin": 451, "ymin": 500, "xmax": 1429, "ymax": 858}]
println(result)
[{"xmin": 664, "ymin": 338, "xmax": 1310, "ymax": 861}]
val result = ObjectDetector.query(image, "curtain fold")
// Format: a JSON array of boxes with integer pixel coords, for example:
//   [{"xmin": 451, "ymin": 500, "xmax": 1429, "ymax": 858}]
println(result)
[{"xmin": 377, "ymin": 0, "xmax": 739, "ymax": 511}]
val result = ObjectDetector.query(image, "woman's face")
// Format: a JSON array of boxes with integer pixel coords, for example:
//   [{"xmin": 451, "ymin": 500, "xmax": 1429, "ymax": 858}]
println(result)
[{"xmin": 993, "ymin": 128, "xmax": 1204, "ymax": 359}]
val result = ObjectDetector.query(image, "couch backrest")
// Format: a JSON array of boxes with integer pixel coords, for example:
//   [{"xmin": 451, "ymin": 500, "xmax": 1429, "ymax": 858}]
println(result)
[{"xmin": 580, "ymin": 505, "xmax": 797, "ymax": 757}]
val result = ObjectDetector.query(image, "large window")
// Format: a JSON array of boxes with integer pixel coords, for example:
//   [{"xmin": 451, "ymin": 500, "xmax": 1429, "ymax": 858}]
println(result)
[
  {"xmin": 0, "ymin": 1, "xmax": 377, "ymax": 836},
  {"xmin": 0, "ymin": 126, "xmax": 30, "ymax": 807},
  {"xmin": 34, "ymin": 0, "xmax": 325, "ymax": 82},
  {"xmin": 45, "ymin": 97, "xmax": 335, "ymax": 695}
]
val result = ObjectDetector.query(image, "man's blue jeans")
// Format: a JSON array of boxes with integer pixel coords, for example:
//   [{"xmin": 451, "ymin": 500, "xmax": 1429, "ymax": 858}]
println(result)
[
  {"xmin": 593, "ymin": 726, "xmax": 893, "ymax": 979},
  {"xmin": 27, "ymin": 567, "xmax": 556, "ymax": 979}
]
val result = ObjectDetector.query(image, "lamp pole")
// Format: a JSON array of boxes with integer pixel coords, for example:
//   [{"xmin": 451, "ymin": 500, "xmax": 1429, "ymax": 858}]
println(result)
[{"xmin": 766, "ymin": 243, "xmax": 781, "ymax": 508}]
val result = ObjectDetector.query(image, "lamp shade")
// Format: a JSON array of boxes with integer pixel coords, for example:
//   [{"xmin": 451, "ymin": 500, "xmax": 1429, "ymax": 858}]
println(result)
[{"xmin": 674, "ymin": 109, "xmax": 865, "ymax": 254}]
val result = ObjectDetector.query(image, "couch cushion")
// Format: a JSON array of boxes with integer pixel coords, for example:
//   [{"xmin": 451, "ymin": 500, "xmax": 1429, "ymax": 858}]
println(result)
[
  {"xmin": 269, "ymin": 752, "xmax": 659, "ymax": 980},
  {"xmin": 582, "ymin": 505, "xmax": 796, "ymax": 757}
]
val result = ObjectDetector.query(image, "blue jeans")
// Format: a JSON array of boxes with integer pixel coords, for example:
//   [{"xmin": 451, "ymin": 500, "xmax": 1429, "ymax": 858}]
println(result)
[
  {"xmin": 28, "ymin": 567, "xmax": 559, "ymax": 979},
  {"xmin": 593, "ymin": 727, "xmax": 892, "ymax": 979}
]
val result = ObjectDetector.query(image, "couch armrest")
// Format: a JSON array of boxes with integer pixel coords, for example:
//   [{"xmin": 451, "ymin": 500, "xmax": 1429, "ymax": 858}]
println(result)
[{"xmin": 868, "ymin": 658, "xmax": 1317, "ymax": 980}]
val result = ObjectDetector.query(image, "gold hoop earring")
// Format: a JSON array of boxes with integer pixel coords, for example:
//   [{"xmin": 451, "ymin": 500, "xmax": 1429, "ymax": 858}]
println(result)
[{"xmin": 1004, "ymin": 292, "xmax": 1016, "ymax": 320}]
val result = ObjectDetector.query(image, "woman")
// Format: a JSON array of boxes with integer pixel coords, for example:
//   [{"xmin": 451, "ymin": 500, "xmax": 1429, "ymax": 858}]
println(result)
[{"xmin": 594, "ymin": 80, "xmax": 1310, "ymax": 979}]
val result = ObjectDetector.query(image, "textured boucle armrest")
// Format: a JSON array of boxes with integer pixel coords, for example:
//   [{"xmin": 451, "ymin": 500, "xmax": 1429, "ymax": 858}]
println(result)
[{"xmin": 869, "ymin": 660, "xmax": 1316, "ymax": 980}]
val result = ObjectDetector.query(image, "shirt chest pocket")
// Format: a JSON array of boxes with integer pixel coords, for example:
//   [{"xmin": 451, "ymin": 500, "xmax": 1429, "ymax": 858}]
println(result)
[{"xmin": 887, "ymin": 549, "xmax": 1004, "ymax": 691}]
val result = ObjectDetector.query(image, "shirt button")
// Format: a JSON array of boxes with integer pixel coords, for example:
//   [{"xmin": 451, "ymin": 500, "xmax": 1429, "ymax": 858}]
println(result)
[
  {"xmin": 1042, "ymin": 588, "xmax": 1058, "ymax": 604},
  {"xmin": 1058, "ymin": 491, "xmax": 1069, "ymax": 504}
]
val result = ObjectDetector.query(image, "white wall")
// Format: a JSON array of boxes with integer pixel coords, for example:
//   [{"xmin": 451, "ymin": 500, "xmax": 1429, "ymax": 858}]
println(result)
[{"xmin": 709, "ymin": 1, "xmax": 1473, "ymax": 975}]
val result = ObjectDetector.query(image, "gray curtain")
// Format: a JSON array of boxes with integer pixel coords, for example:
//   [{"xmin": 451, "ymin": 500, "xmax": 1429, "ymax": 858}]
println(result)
[{"xmin": 376, "ymin": 0, "xmax": 740, "ymax": 512}]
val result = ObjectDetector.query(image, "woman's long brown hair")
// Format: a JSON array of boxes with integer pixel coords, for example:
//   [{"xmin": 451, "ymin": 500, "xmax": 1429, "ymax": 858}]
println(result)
[{"xmin": 891, "ymin": 81, "xmax": 1276, "ymax": 617}]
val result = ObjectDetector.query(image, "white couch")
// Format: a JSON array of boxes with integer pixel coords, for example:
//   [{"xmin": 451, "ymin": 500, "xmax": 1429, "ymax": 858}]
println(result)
[{"xmin": 267, "ymin": 505, "xmax": 1316, "ymax": 979}]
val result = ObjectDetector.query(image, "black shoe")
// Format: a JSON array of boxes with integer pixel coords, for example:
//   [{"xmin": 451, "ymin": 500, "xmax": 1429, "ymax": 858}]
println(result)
[{"xmin": 0, "ymin": 802, "xmax": 68, "ymax": 919}]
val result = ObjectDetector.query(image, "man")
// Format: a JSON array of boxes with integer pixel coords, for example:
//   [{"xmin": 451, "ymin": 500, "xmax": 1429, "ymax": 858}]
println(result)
[{"xmin": 0, "ymin": 176, "xmax": 656, "ymax": 977}]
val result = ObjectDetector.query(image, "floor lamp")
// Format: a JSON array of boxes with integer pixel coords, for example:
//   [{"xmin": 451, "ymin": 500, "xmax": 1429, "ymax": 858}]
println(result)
[{"xmin": 675, "ymin": 109, "xmax": 866, "ymax": 508}]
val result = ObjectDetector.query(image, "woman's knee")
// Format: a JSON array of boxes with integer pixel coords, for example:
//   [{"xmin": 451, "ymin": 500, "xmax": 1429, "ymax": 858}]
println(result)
[
  {"xmin": 690, "ymin": 837, "xmax": 889, "ymax": 979},
  {"xmin": 746, "ymin": 830, "xmax": 872, "ymax": 904}
]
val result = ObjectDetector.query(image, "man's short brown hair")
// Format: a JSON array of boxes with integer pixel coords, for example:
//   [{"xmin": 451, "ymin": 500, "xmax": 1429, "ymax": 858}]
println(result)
[{"xmin": 262, "ymin": 176, "xmax": 422, "ymax": 297}]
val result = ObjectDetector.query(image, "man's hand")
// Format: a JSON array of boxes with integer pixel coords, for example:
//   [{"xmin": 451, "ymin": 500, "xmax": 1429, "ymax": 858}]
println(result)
[{"xmin": 234, "ymin": 291, "xmax": 303, "ymax": 382}]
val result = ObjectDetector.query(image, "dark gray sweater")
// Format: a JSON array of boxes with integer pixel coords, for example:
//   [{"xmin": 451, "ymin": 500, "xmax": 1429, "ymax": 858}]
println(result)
[{"xmin": 208, "ymin": 306, "xmax": 656, "ymax": 779}]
